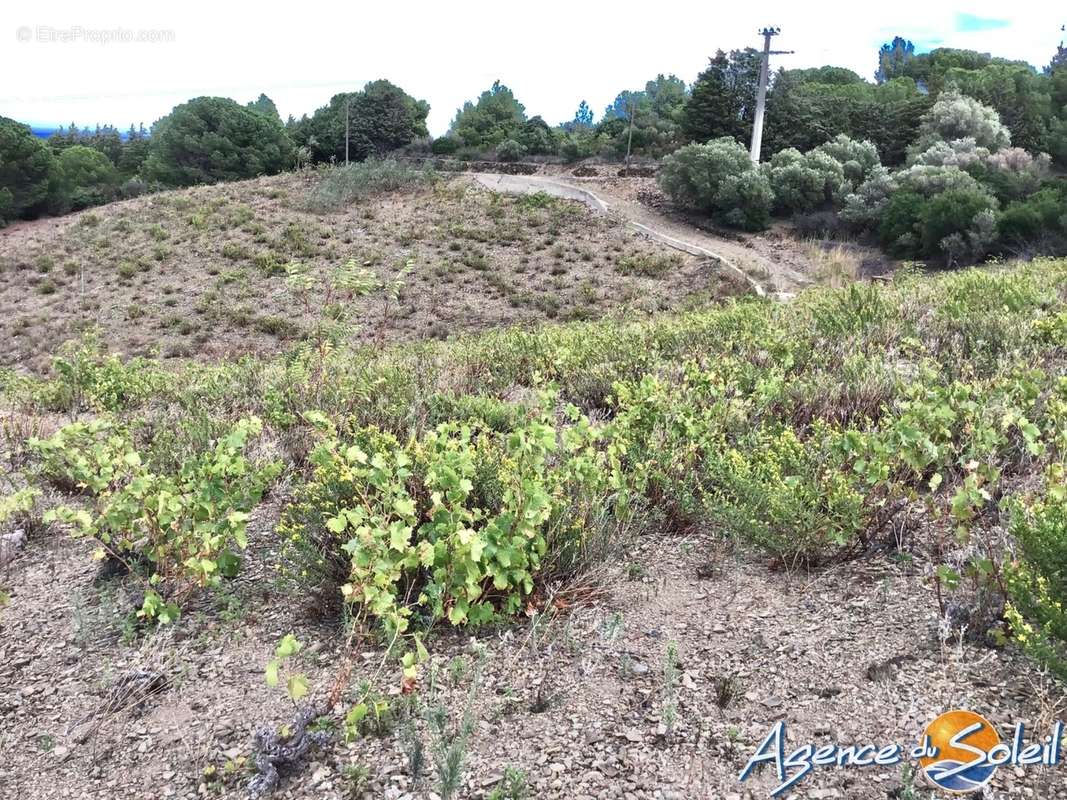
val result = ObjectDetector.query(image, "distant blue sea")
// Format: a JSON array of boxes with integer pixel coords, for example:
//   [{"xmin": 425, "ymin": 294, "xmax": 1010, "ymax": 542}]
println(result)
[{"xmin": 29, "ymin": 125, "xmax": 136, "ymax": 140}]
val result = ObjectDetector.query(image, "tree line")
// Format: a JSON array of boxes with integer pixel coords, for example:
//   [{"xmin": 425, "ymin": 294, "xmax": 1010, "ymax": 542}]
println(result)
[{"xmin": 2, "ymin": 34, "xmax": 1066, "ymax": 230}]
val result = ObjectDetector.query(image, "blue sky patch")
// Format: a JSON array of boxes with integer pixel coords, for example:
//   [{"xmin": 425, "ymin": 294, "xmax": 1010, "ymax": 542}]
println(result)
[{"xmin": 955, "ymin": 13, "xmax": 1011, "ymax": 32}]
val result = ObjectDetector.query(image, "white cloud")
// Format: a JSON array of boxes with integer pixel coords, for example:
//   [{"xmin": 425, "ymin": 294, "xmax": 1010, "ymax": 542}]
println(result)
[{"xmin": 0, "ymin": 0, "xmax": 1062, "ymax": 135}]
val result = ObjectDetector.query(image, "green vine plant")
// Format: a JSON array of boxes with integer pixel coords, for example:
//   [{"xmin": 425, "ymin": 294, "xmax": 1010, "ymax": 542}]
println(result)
[
  {"xmin": 265, "ymin": 633, "xmax": 310, "ymax": 703},
  {"xmin": 275, "ymin": 388, "xmax": 628, "ymax": 735},
  {"xmin": 39, "ymin": 416, "xmax": 280, "ymax": 623}
]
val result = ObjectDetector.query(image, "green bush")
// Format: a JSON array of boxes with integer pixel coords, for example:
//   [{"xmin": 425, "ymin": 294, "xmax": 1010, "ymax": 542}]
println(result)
[
  {"xmin": 277, "ymin": 400, "xmax": 619, "ymax": 633},
  {"xmin": 997, "ymin": 189, "xmax": 1067, "ymax": 249},
  {"xmin": 658, "ymin": 137, "xmax": 773, "ymax": 230},
  {"xmin": 702, "ymin": 424, "xmax": 868, "ymax": 565},
  {"xmin": 813, "ymin": 134, "xmax": 881, "ymax": 185},
  {"xmin": 495, "ymin": 139, "xmax": 527, "ymax": 163},
  {"xmin": 515, "ymin": 117, "xmax": 558, "ymax": 156},
  {"xmin": 879, "ymin": 191, "xmax": 925, "ymax": 256},
  {"xmin": 431, "ymin": 137, "xmax": 461, "ymax": 156},
  {"xmin": 911, "ymin": 89, "xmax": 1012, "ymax": 153},
  {"xmin": 920, "ymin": 189, "xmax": 998, "ymax": 264},
  {"xmin": 559, "ymin": 130, "xmax": 604, "ymax": 163},
  {"xmin": 766, "ymin": 148, "xmax": 847, "ymax": 214},
  {"xmin": 38, "ymin": 341, "xmax": 167, "ymax": 413},
  {"xmin": 879, "ymin": 188, "xmax": 998, "ymax": 263}
]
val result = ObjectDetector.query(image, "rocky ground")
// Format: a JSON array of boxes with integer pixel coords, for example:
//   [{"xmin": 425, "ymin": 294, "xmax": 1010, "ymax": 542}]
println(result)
[{"xmin": 2, "ymin": 508, "xmax": 1064, "ymax": 800}]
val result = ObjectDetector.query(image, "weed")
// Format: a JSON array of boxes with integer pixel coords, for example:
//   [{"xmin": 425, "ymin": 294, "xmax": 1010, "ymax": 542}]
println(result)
[
  {"xmin": 340, "ymin": 763, "xmax": 370, "ymax": 798},
  {"xmin": 254, "ymin": 315, "xmax": 300, "ymax": 339},
  {"xmin": 661, "ymin": 642, "xmax": 680, "ymax": 732},
  {"xmin": 616, "ymin": 253, "xmax": 682, "ymax": 278},
  {"xmin": 425, "ymin": 652, "xmax": 484, "ymax": 800},
  {"xmin": 221, "ymin": 241, "xmax": 249, "ymax": 261},
  {"xmin": 487, "ymin": 767, "xmax": 529, "ymax": 800}
]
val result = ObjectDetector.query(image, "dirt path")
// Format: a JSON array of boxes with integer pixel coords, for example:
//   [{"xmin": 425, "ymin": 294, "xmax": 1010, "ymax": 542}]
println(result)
[{"xmin": 471, "ymin": 173, "xmax": 815, "ymax": 299}]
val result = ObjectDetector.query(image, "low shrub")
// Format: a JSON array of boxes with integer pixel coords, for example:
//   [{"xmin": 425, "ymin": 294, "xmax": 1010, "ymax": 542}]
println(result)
[
  {"xmin": 1005, "ymin": 466, "xmax": 1067, "ymax": 680},
  {"xmin": 997, "ymin": 188, "xmax": 1067, "ymax": 254},
  {"xmin": 879, "ymin": 188, "xmax": 998, "ymax": 263},
  {"xmin": 658, "ymin": 138, "xmax": 773, "ymax": 231},
  {"xmin": 35, "ymin": 341, "xmax": 168, "ymax": 413},
  {"xmin": 431, "ymin": 137, "xmax": 461, "ymax": 156},
  {"xmin": 306, "ymin": 159, "xmax": 437, "ymax": 212},
  {"xmin": 495, "ymin": 139, "xmax": 527, "ymax": 163}
]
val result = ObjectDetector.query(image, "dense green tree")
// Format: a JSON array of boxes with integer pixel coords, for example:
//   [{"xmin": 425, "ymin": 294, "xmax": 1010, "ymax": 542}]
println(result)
[
  {"xmin": 1049, "ymin": 118, "xmax": 1067, "ymax": 167},
  {"xmin": 1050, "ymin": 39, "xmax": 1067, "ymax": 75},
  {"xmin": 449, "ymin": 81, "xmax": 526, "ymax": 149},
  {"xmin": 683, "ymin": 50, "xmax": 760, "ymax": 144},
  {"xmin": 347, "ymin": 80, "xmax": 430, "ymax": 158},
  {"xmin": 789, "ymin": 66, "xmax": 864, "ymax": 86},
  {"xmin": 56, "ymin": 145, "xmax": 118, "ymax": 210},
  {"xmin": 0, "ymin": 116, "xmax": 57, "ymax": 224},
  {"xmin": 246, "ymin": 93, "xmax": 282, "ymax": 123},
  {"xmin": 515, "ymin": 116, "xmax": 557, "ymax": 155},
  {"xmin": 144, "ymin": 97, "xmax": 294, "ymax": 186},
  {"xmin": 118, "ymin": 124, "xmax": 151, "ymax": 178},
  {"xmin": 281, "ymin": 81, "xmax": 428, "ymax": 165},
  {"xmin": 48, "ymin": 123, "xmax": 124, "ymax": 167},
  {"xmin": 890, "ymin": 48, "xmax": 1032, "ymax": 94},
  {"xmin": 764, "ymin": 74, "xmax": 929, "ymax": 165},
  {"xmin": 597, "ymin": 75, "xmax": 687, "ymax": 157},
  {"xmin": 945, "ymin": 64, "xmax": 1052, "ymax": 152}
]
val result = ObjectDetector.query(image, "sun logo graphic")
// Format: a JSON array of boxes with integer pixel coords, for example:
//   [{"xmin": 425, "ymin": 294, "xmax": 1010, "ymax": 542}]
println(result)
[{"xmin": 918, "ymin": 710, "xmax": 1001, "ymax": 793}]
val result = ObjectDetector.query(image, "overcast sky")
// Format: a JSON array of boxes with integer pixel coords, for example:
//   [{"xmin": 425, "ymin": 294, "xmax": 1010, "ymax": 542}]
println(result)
[{"xmin": 1, "ymin": 1, "xmax": 1063, "ymax": 136}]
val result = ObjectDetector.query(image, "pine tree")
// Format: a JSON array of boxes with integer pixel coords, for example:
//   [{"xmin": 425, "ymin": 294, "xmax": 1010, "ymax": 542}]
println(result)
[
  {"xmin": 573, "ymin": 101, "xmax": 593, "ymax": 128},
  {"xmin": 876, "ymin": 37, "xmax": 916, "ymax": 84}
]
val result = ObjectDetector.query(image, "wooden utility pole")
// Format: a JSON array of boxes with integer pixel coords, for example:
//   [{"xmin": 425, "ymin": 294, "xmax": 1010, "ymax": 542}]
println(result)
[
  {"xmin": 344, "ymin": 97, "xmax": 350, "ymax": 166},
  {"xmin": 749, "ymin": 26, "xmax": 793, "ymax": 164},
  {"xmin": 624, "ymin": 97, "xmax": 637, "ymax": 170}
]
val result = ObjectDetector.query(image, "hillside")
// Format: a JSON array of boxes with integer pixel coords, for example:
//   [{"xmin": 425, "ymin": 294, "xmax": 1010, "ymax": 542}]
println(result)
[{"xmin": 0, "ymin": 169, "xmax": 749, "ymax": 373}]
